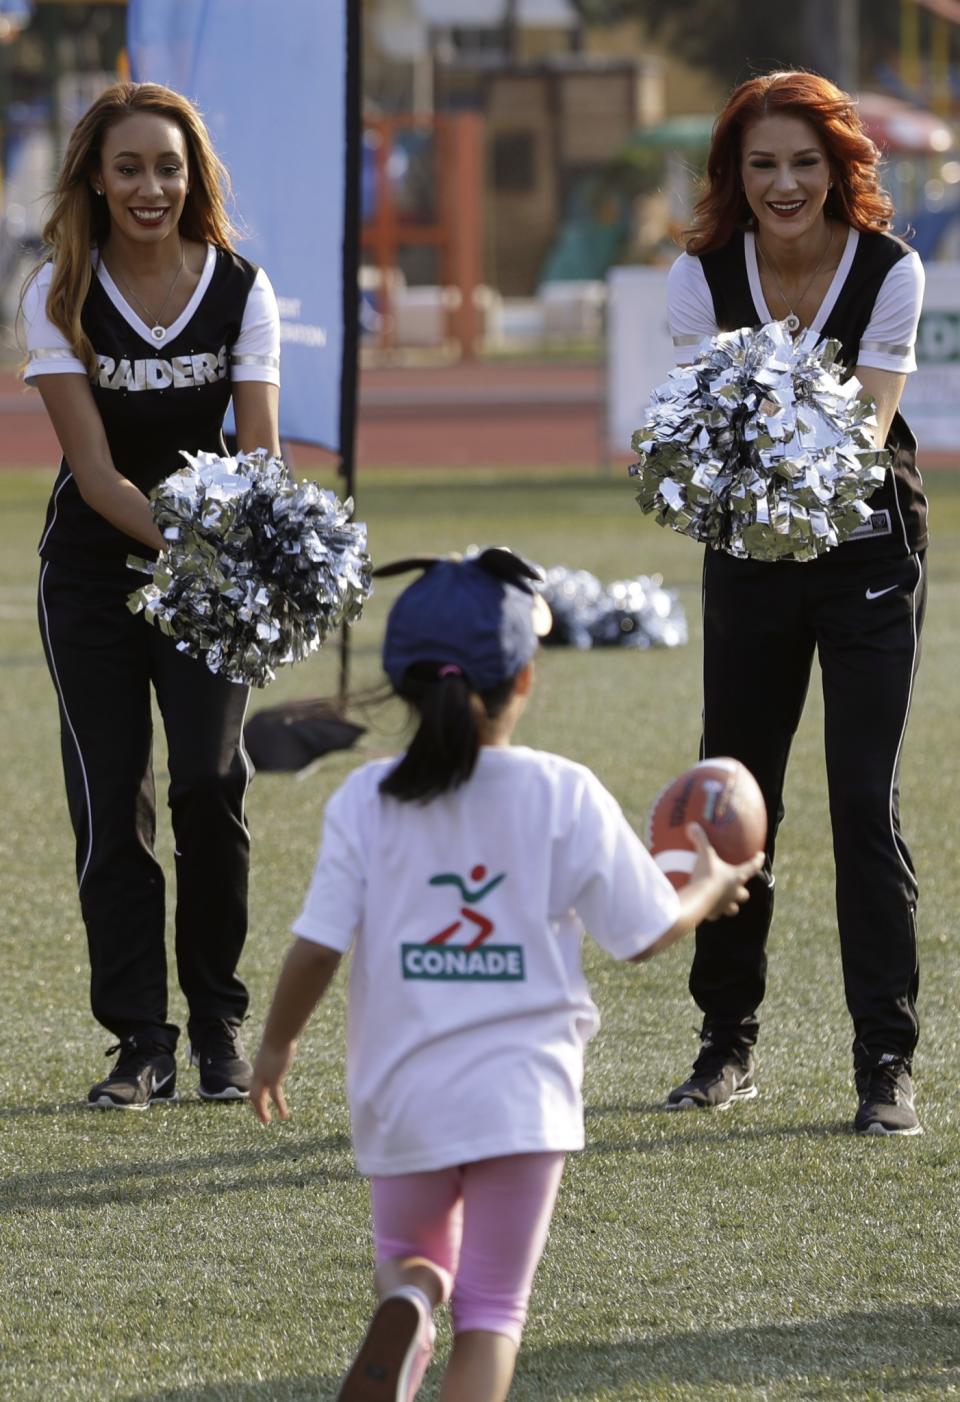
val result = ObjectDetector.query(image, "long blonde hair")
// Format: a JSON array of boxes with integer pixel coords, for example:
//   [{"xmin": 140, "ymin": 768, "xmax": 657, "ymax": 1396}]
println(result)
[{"xmin": 22, "ymin": 82, "xmax": 240, "ymax": 377}]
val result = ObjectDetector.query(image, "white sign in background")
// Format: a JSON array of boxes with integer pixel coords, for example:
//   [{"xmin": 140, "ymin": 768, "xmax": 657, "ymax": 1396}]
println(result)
[
  {"xmin": 900, "ymin": 263, "xmax": 960, "ymax": 450},
  {"xmin": 606, "ymin": 262, "xmax": 960, "ymax": 456},
  {"xmin": 605, "ymin": 266, "xmax": 674, "ymax": 459}
]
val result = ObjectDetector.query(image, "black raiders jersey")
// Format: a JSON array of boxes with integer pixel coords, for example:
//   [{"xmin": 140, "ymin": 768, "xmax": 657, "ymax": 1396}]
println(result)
[
  {"xmin": 33, "ymin": 247, "xmax": 273, "ymax": 571},
  {"xmin": 697, "ymin": 230, "xmax": 927, "ymax": 559}
]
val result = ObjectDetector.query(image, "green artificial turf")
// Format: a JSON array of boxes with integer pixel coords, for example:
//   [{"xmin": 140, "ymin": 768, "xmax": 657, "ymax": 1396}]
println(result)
[{"xmin": 1, "ymin": 467, "xmax": 959, "ymax": 1400}]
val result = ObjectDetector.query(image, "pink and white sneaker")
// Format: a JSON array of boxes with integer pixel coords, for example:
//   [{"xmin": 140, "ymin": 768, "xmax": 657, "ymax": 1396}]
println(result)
[{"xmin": 336, "ymin": 1286, "xmax": 434, "ymax": 1401}]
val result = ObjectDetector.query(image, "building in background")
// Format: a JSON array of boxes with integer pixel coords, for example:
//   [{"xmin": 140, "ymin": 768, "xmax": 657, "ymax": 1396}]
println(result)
[{"xmin": 366, "ymin": 0, "xmax": 668, "ymax": 301}]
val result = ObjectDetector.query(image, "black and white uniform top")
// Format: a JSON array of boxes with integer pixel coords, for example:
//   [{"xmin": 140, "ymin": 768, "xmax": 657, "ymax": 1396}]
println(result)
[
  {"xmin": 23, "ymin": 245, "xmax": 281, "ymax": 572},
  {"xmin": 666, "ymin": 227, "xmax": 926, "ymax": 558}
]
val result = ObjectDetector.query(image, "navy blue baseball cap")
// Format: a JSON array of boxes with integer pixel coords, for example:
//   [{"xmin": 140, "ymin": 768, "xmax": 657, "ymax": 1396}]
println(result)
[{"xmin": 382, "ymin": 548, "xmax": 550, "ymax": 693}]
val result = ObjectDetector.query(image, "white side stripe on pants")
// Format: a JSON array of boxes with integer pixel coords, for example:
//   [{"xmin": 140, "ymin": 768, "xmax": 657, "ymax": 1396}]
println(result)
[
  {"xmin": 887, "ymin": 553, "xmax": 923, "ymax": 888},
  {"xmin": 38, "ymin": 560, "xmax": 95, "ymax": 890}
]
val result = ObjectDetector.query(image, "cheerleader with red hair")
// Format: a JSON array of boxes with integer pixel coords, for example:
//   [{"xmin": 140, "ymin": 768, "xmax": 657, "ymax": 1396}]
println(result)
[{"xmin": 664, "ymin": 71, "xmax": 927, "ymax": 1137}]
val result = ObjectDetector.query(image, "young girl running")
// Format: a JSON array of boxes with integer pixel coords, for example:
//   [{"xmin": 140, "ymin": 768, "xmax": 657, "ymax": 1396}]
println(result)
[{"xmin": 250, "ymin": 548, "xmax": 762, "ymax": 1402}]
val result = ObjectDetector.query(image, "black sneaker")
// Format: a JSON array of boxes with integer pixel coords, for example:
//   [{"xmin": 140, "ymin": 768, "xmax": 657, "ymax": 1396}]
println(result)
[
  {"xmin": 87, "ymin": 1036, "xmax": 178, "ymax": 1110},
  {"xmin": 337, "ymin": 1289, "xmax": 429, "ymax": 1401},
  {"xmin": 854, "ymin": 1055, "xmax": 922, "ymax": 1136},
  {"xmin": 189, "ymin": 1020, "xmax": 252, "ymax": 1101},
  {"xmin": 666, "ymin": 1035, "xmax": 757, "ymax": 1110}
]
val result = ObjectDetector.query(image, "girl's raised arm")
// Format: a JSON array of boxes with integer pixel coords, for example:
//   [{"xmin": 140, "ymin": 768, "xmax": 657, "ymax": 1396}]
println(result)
[{"xmin": 631, "ymin": 826, "xmax": 763, "ymax": 962}]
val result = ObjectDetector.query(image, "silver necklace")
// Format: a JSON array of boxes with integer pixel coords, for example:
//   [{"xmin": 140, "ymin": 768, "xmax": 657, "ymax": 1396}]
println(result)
[
  {"xmin": 111, "ymin": 240, "xmax": 186, "ymax": 342},
  {"xmin": 756, "ymin": 225, "xmax": 834, "ymax": 333}
]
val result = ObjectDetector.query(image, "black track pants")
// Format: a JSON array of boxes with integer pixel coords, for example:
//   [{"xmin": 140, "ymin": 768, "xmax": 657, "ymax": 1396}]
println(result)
[
  {"xmin": 38, "ymin": 561, "xmax": 252, "ymax": 1049},
  {"xmin": 690, "ymin": 546, "xmax": 926, "ymax": 1063}
]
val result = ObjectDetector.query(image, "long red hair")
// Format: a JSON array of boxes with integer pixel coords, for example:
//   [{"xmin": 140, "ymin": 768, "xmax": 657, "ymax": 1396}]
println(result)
[{"xmin": 685, "ymin": 71, "xmax": 893, "ymax": 254}]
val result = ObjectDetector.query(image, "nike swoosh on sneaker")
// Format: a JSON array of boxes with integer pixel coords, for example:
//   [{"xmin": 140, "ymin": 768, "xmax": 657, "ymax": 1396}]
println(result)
[
  {"xmin": 865, "ymin": 584, "xmax": 898, "ymax": 600},
  {"xmin": 151, "ymin": 1070, "xmax": 174, "ymax": 1094}
]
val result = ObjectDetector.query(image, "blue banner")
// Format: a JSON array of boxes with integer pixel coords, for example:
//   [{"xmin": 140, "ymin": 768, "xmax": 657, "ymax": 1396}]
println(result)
[{"xmin": 127, "ymin": 0, "xmax": 358, "ymax": 456}]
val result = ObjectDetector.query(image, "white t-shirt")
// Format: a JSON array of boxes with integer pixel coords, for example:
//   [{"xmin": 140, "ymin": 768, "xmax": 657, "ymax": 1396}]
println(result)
[
  {"xmin": 666, "ymin": 227, "xmax": 923, "ymax": 374},
  {"xmin": 292, "ymin": 746, "xmax": 681, "ymax": 1176}
]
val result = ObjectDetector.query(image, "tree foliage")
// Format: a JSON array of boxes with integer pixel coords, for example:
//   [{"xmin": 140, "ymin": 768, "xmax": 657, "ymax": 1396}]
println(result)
[
  {"xmin": 573, "ymin": 0, "xmax": 806, "ymax": 83},
  {"xmin": 570, "ymin": 0, "xmax": 925, "ymax": 93}
]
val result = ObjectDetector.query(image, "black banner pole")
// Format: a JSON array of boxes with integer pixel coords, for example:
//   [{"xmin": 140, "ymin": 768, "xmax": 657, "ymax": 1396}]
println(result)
[{"xmin": 337, "ymin": 0, "xmax": 363, "ymax": 708}]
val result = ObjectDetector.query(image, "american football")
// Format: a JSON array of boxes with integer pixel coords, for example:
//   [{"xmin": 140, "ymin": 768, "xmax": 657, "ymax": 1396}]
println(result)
[{"xmin": 647, "ymin": 758, "xmax": 767, "ymax": 889}]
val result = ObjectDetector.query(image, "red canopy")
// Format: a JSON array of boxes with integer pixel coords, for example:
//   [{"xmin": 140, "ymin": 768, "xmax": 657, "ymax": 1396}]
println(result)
[{"xmin": 856, "ymin": 92, "xmax": 954, "ymax": 156}]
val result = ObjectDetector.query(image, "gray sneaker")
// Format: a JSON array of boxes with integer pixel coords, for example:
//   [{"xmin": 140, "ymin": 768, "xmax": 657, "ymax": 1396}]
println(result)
[
  {"xmin": 854, "ymin": 1055, "xmax": 921, "ymax": 1136},
  {"xmin": 666, "ymin": 1037, "xmax": 757, "ymax": 1110},
  {"xmin": 188, "ymin": 1020, "xmax": 252, "ymax": 1101}
]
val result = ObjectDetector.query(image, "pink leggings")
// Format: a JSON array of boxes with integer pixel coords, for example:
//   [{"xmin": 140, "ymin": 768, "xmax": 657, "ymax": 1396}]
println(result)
[{"xmin": 371, "ymin": 1152, "xmax": 566, "ymax": 1346}]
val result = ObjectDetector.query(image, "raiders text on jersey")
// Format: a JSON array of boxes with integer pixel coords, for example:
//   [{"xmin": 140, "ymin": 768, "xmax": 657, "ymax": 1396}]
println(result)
[{"xmin": 95, "ymin": 346, "xmax": 228, "ymax": 392}]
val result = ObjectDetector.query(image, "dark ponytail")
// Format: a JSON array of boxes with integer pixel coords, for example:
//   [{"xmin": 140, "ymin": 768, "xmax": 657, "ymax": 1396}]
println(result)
[{"xmin": 379, "ymin": 664, "xmax": 517, "ymax": 803}]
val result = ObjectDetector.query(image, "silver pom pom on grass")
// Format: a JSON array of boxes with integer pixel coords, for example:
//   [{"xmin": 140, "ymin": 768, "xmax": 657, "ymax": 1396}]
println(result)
[
  {"xmin": 126, "ymin": 449, "xmax": 372, "ymax": 687},
  {"xmin": 629, "ymin": 321, "xmax": 890, "ymax": 562},
  {"xmin": 537, "ymin": 565, "xmax": 688, "ymax": 651}
]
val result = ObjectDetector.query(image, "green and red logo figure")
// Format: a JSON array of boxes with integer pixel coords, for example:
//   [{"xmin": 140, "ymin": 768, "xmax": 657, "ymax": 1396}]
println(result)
[{"xmin": 401, "ymin": 864, "xmax": 525, "ymax": 981}]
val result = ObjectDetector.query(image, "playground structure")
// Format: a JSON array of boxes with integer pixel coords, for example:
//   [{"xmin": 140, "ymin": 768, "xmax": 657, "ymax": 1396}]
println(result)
[{"xmin": 362, "ymin": 111, "xmax": 484, "ymax": 358}]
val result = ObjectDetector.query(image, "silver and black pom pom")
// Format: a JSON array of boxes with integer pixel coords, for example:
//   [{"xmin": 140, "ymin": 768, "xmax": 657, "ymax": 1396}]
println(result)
[
  {"xmin": 629, "ymin": 321, "xmax": 890, "ymax": 562},
  {"xmin": 128, "ymin": 449, "xmax": 372, "ymax": 687}
]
